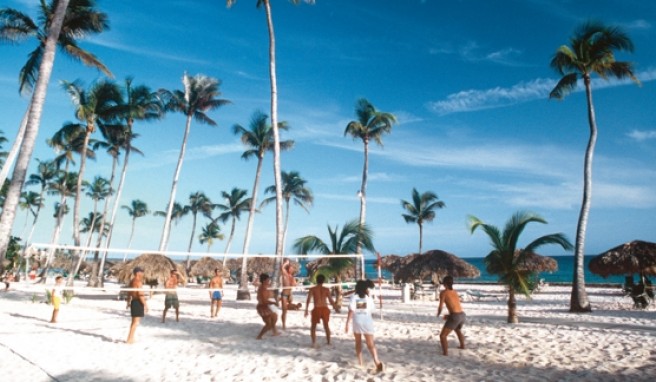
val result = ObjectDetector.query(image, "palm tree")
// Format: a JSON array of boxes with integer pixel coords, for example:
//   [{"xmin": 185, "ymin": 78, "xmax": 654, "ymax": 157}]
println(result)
[
  {"xmin": 261, "ymin": 170, "xmax": 313, "ymax": 284},
  {"xmin": 184, "ymin": 191, "xmax": 214, "ymax": 270},
  {"xmin": 293, "ymin": 219, "xmax": 374, "ymax": 310},
  {"xmin": 80, "ymin": 175, "xmax": 111, "ymax": 286},
  {"xmin": 401, "ymin": 188, "xmax": 445, "ymax": 256},
  {"xmin": 46, "ymin": 171, "xmax": 78, "ymax": 281},
  {"xmin": 468, "ymin": 211, "xmax": 573, "ymax": 323},
  {"xmin": 212, "ymin": 188, "xmax": 250, "ymax": 267},
  {"xmin": 156, "ymin": 73, "xmax": 229, "ymax": 253},
  {"xmin": 549, "ymin": 21, "xmax": 638, "ymax": 313},
  {"xmin": 121, "ymin": 199, "xmax": 150, "ymax": 261},
  {"xmin": 18, "ymin": 191, "xmax": 44, "ymax": 242},
  {"xmin": 0, "ymin": 0, "xmax": 111, "ymax": 263},
  {"xmin": 234, "ymin": 110, "xmax": 293, "ymax": 300},
  {"xmin": 344, "ymin": 98, "xmax": 396, "ymax": 279},
  {"xmin": 60, "ymin": 79, "xmax": 120, "ymax": 256},
  {"xmin": 154, "ymin": 202, "xmax": 188, "ymax": 242},
  {"xmin": 226, "ymin": 0, "xmax": 315, "ymax": 288},
  {"xmin": 24, "ymin": 159, "xmax": 57, "ymax": 251},
  {"xmin": 96, "ymin": 77, "xmax": 160, "ymax": 281},
  {"xmin": 199, "ymin": 222, "xmax": 224, "ymax": 253}
]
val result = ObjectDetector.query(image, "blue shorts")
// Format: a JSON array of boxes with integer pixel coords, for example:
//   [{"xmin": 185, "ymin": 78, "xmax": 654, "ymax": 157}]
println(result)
[{"xmin": 212, "ymin": 291, "xmax": 222, "ymax": 301}]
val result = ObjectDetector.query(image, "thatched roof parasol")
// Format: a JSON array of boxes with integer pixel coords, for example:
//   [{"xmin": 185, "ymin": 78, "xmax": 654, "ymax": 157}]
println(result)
[
  {"xmin": 305, "ymin": 257, "xmax": 355, "ymax": 280},
  {"xmin": 189, "ymin": 257, "xmax": 223, "ymax": 277},
  {"xmin": 117, "ymin": 254, "xmax": 187, "ymax": 286},
  {"xmin": 225, "ymin": 257, "xmax": 276, "ymax": 276},
  {"xmin": 516, "ymin": 251, "xmax": 558, "ymax": 273},
  {"xmin": 394, "ymin": 249, "xmax": 480, "ymax": 283},
  {"xmin": 380, "ymin": 254, "xmax": 418, "ymax": 275},
  {"xmin": 589, "ymin": 240, "xmax": 656, "ymax": 278}
]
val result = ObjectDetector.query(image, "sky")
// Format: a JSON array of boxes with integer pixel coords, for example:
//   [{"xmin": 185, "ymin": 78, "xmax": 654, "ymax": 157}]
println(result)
[{"xmin": 1, "ymin": 0, "xmax": 655, "ymax": 262}]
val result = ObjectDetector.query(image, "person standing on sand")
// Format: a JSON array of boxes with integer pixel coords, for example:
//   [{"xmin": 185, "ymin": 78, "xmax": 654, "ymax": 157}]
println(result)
[
  {"xmin": 162, "ymin": 270, "xmax": 180, "ymax": 323},
  {"xmin": 209, "ymin": 268, "xmax": 224, "ymax": 318},
  {"xmin": 256, "ymin": 273, "xmax": 280, "ymax": 339},
  {"xmin": 436, "ymin": 275, "xmax": 466, "ymax": 356},
  {"xmin": 305, "ymin": 274, "xmax": 337, "ymax": 347},
  {"xmin": 126, "ymin": 267, "xmax": 148, "ymax": 344},
  {"xmin": 280, "ymin": 259, "xmax": 298, "ymax": 329},
  {"xmin": 345, "ymin": 280, "xmax": 384, "ymax": 372},
  {"xmin": 50, "ymin": 275, "xmax": 64, "ymax": 323}
]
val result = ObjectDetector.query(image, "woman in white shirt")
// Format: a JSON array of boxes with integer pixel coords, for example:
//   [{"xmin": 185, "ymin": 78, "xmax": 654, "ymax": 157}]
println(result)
[{"xmin": 345, "ymin": 280, "xmax": 383, "ymax": 372}]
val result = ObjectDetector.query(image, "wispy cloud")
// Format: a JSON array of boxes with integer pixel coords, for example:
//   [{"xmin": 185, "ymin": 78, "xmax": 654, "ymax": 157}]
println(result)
[
  {"xmin": 627, "ymin": 130, "xmax": 656, "ymax": 142},
  {"xmin": 132, "ymin": 142, "xmax": 243, "ymax": 171},
  {"xmin": 622, "ymin": 19, "xmax": 652, "ymax": 30},
  {"xmin": 88, "ymin": 38, "xmax": 211, "ymax": 66},
  {"xmin": 428, "ymin": 68, "xmax": 656, "ymax": 115}
]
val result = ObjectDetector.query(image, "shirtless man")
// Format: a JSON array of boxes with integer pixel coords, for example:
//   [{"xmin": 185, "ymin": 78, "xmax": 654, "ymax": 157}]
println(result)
[
  {"xmin": 162, "ymin": 269, "xmax": 180, "ymax": 323},
  {"xmin": 209, "ymin": 268, "xmax": 224, "ymax": 318},
  {"xmin": 305, "ymin": 274, "xmax": 337, "ymax": 347},
  {"xmin": 280, "ymin": 259, "xmax": 297, "ymax": 329},
  {"xmin": 436, "ymin": 275, "xmax": 465, "ymax": 355},
  {"xmin": 256, "ymin": 273, "xmax": 280, "ymax": 339},
  {"xmin": 126, "ymin": 267, "xmax": 148, "ymax": 344}
]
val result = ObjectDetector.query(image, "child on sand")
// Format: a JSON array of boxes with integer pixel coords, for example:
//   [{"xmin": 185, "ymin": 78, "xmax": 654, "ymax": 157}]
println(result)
[
  {"xmin": 50, "ymin": 276, "xmax": 64, "ymax": 323},
  {"xmin": 345, "ymin": 279, "xmax": 383, "ymax": 372}
]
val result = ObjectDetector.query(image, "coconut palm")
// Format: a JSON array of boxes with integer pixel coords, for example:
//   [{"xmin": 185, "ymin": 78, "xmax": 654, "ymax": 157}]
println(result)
[
  {"xmin": 183, "ymin": 191, "xmax": 214, "ymax": 270},
  {"xmin": 550, "ymin": 21, "xmax": 639, "ymax": 313},
  {"xmin": 226, "ymin": 0, "xmax": 315, "ymax": 288},
  {"xmin": 18, "ymin": 191, "xmax": 43, "ymax": 239},
  {"xmin": 199, "ymin": 222, "xmax": 224, "ymax": 253},
  {"xmin": 96, "ymin": 77, "xmax": 160, "ymax": 281},
  {"xmin": 401, "ymin": 188, "xmax": 445, "ymax": 256},
  {"xmin": 212, "ymin": 188, "xmax": 250, "ymax": 267},
  {"xmin": 0, "ymin": 0, "xmax": 112, "ymax": 263},
  {"xmin": 293, "ymin": 219, "xmax": 374, "ymax": 310},
  {"xmin": 234, "ymin": 110, "xmax": 293, "ymax": 300},
  {"xmin": 45, "ymin": 171, "xmax": 78, "ymax": 281},
  {"xmin": 156, "ymin": 73, "xmax": 229, "ymax": 253},
  {"xmin": 121, "ymin": 199, "xmax": 150, "ymax": 261},
  {"xmin": 261, "ymin": 170, "xmax": 313, "ymax": 284},
  {"xmin": 468, "ymin": 211, "xmax": 573, "ymax": 323},
  {"xmin": 79, "ymin": 175, "xmax": 111, "ymax": 286},
  {"xmin": 345, "ymin": 98, "xmax": 396, "ymax": 279},
  {"xmin": 23, "ymin": 159, "xmax": 57, "ymax": 251}
]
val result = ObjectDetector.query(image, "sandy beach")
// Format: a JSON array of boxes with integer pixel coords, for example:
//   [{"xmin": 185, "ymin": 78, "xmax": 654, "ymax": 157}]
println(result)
[{"xmin": 1, "ymin": 280, "xmax": 654, "ymax": 382}]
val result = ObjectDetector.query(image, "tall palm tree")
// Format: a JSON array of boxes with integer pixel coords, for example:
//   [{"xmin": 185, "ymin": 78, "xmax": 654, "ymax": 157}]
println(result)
[
  {"xmin": 121, "ymin": 199, "xmax": 149, "ymax": 261},
  {"xmin": 156, "ymin": 73, "xmax": 229, "ymax": 253},
  {"xmin": 24, "ymin": 159, "xmax": 57, "ymax": 251},
  {"xmin": 46, "ymin": 171, "xmax": 78, "ymax": 281},
  {"xmin": 80, "ymin": 175, "xmax": 111, "ymax": 286},
  {"xmin": 96, "ymin": 78, "xmax": 160, "ymax": 281},
  {"xmin": 212, "ymin": 188, "xmax": 250, "ymax": 267},
  {"xmin": 60, "ymin": 79, "xmax": 120, "ymax": 255},
  {"xmin": 234, "ymin": 110, "xmax": 293, "ymax": 300},
  {"xmin": 344, "ymin": 98, "xmax": 396, "ymax": 279},
  {"xmin": 549, "ymin": 21, "xmax": 638, "ymax": 313},
  {"xmin": 401, "ymin": 188, "xmax": 445, "ymax": 256},
  {"xmin": 199, "ymin": 222, "xmax": 224, "ymax": 253},
  {"xmin": 154, "ymin": 202, "xmax": 188, "ymax": 242},
  {"xmin": 18, "ymin": 191, "xmax": 43, "ymax": 240},
  {"xmin": 261, "ymin": 170, "xmax": 313, "ymax": 284},
  {"xmin": 184, "ymin": 191, "xmax": 214, "ymax": 270},
  {"xmin": 226, "ymin": 0, "xmax": 315, "ymax": 289},
  {"xmin": 468, "ymin": 211, "xmax": 573, "ymax": 323},
  {"xmin": 0, "ymin": 0, "xmax": 111, "ymax": 263},
  {"xmin": 293, "ymin": 219, "xmax": 374, "ymax": 310}
]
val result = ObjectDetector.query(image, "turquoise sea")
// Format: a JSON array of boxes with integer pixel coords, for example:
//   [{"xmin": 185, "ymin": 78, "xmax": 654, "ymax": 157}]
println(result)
[{"xmin": 356, "ymin": 255, "xmax": 626, "ymax": 285}]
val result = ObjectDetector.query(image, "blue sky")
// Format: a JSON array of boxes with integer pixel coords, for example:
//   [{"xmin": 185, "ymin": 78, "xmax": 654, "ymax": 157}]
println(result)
[{"xmin": 1, "ymin": 0, "xmax": 655, "ymax": 261}]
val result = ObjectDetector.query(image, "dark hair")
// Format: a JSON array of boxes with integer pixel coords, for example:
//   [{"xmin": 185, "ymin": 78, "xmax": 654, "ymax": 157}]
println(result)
[
  {"xmin": 366, "ymin": 279, "xmax": 375, "ymax": 289},
  {"xmin": 443, "ymin": 275, "xmax": 454, "ymax": 288},
  {"xmin": 316, "ymin": 274, "xmax": 326, "ymax": 284},
  {"xmin": 259, "ymin": 273, "xmax": 270, "ymax": 283},
  {"xmin": 355, "ymin": 280, "xmax": 368, "ymax": 298}
]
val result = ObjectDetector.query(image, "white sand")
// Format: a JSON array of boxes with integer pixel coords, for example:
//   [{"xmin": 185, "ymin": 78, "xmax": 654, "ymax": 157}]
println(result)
[{"xmin": 1, "ymin": 281, "xmax": 655, "ymax": 382}]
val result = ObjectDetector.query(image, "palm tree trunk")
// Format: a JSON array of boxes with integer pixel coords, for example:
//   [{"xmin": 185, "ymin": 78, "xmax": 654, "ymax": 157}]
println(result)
[
  {"xmin": 186, "ymin": 214, "xmax": 198, "ymax": 271},
  {"xmin": 72, "ymin": 128, "xmax": 92, "ymax": 248},
  {"xmin": 92, "ymin": 151, "xmax": 118, "ymax": 287},
  {"xmin": 355, "ymin": 139, "xmax": 369, "ymax": 279},
  {"xmin": 507, "ymin": 288, "xmax": 518, "ymax": 323},
  {"xmin": 569, "ymin": 76, "xmax": 594, "ymax": 313},
  {"xmin": 262, "ymin": 0, "xmax": 286, "ymax": 279},
  {"xmin": 0, "ymin": 107, "xmax": 29, "ymax": 187},
  {"xmin": 418, "ymin": 222, "xmax": 423, "ymax": 255},
  {"xmin": 271, "ymin": 199, "xmax": 290, "ymax": 291},
  {"xmin": 238, "ymin": 156, "xmax": 264, "ymax": 300},
  {"xmin": 222, "ymin": 218, "xmax": 237, "ymax": 267},
  {"xmin": 0, "ymin": 0, "xmax": 71, "ymax": 265},
  {"xmin": 159, "ymin": 114, "xmax": 193, "ymax": 253},
  {"xmin": 123, "ymin": 218, "xmax": 137, "ymax": 262}
]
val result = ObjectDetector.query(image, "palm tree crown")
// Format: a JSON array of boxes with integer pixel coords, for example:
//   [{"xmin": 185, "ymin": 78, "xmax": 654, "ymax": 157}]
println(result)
[{"xmin": 401, "ymin": 188, "xmax": 445, "ymax": 255}]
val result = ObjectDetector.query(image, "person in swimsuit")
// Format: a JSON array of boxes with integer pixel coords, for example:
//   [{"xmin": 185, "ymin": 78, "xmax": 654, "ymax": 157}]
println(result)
[
  {"xmin": 209, "ymin": 268, "xmax": 224, "ymax": 318},
  {"xmin": 126, "ymin": 267, "xmax": 148, "ymax": 344},
  {"xmin": 305, "ymin": 274, "xmax": 337, "ymax": 347},
  {"xmin": 256, "ymin": 273, "xmax": 280, "ymax": 339},
  {"xmin": 345, "ymin": 280, "xmax": 383, "ymax": 372},
  {"xmin": 162, "ymin": 269, "xmax": 180, "ymax": 323},
  {"xmin": 437, "ymin": 275, "xmax": 466, "ymax": 356},
  {"xmin": 50, "ymin": 275, "xmax": 64, "ymax": 323},
  {"xmin": 280, "ymin": 259, "xmax": 298, "ymax": 329}
]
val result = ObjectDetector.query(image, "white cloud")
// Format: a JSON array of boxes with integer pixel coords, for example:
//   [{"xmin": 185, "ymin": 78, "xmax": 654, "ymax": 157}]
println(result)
[
  {"xmin": 88, "ymin": 37, "xmax": 211, "ymax": 66},
  {"xmin": 623, "ymin": 19, "xmax": 652, "ymax": 30},
  {"xmin": 627, "ymin": 129, "xmax": 656, "ymax": 142}
]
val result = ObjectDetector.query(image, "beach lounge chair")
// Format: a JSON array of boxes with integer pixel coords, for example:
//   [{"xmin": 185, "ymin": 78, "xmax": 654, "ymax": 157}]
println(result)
[{"xmin": 466, "ymin": 289, "xmax": 501, "ymax": 301}]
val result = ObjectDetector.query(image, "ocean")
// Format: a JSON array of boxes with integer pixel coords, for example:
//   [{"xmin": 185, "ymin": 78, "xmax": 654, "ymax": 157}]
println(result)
[{"xmin": 357, "ymin": 255, "xmax": 627, "ymax": 285}]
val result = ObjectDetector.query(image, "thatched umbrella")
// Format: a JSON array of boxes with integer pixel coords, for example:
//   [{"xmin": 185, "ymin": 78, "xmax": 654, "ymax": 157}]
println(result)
[
  {"xmin": 394, "ymin": 249, "xmax": 480, "ymax": 283},
  {"xmin": 589, "ymin": 240, "xmax": 656, "ymax": 278},
  {"xmin": 516, "ymin": 251, "xmax": 558, "ymax": 273},
  {"xmin": 117, "ymin": 254, "xmax": 187, "ymax": 286},
  {"xmin": 380, "ymin": 254, "xmax": 418, "ymax": 276},
  {"xmin": 189, "ymin": 256, "xmax": 223, "ymax": 278},
  {"xmin": 305, "ymin": 258, "xmax": 355, "ymax": 280}
]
